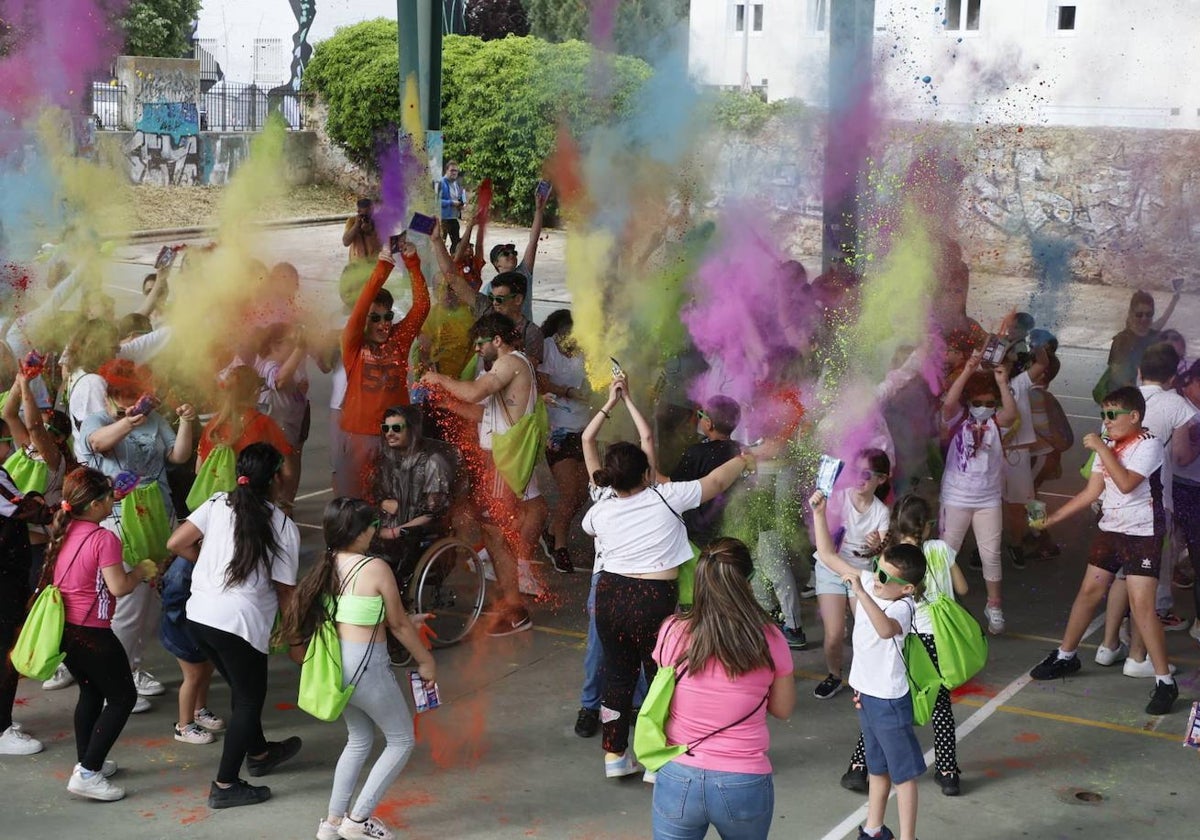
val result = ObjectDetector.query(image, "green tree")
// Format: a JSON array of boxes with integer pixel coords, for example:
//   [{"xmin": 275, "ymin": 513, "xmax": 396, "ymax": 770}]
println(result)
[
  {"xmin": 525, "ymin": 0, "xmax": 690, "ymax": 59},
  {"xmin": 464, "ymin": 0, "xmax": 530, "ymax": 40},
  {"xmin": 118, "ymin": 0, "xmax": 204, "ymax": 58}
]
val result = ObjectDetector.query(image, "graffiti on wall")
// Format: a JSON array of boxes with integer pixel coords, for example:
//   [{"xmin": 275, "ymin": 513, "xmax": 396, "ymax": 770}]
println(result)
[
  {"xmin": 201, "ymin": 134, "xmax": 250, "ymax": 185},
  {"xmin": 131, "ymin": 67, "xmax": 197, "ymax": 113},
  {"xmin": 127, "ymin": 102, "xmax": 201, "ymax": 185}
]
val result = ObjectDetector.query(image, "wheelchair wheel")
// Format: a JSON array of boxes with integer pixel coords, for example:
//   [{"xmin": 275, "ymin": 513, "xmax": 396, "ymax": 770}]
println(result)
[{"xmin": 411, "ymin": 537, "xmax": 486, "ymax": 647}]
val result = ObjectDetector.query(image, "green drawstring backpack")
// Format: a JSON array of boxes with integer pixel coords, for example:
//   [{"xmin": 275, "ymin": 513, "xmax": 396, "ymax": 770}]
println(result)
[
  {"xmin": 3, "ymin": 448, "xmax": 50, "ymax": 495},
  {"xmin": 186, "ymin": 445, "xmax": 237, "ymax": 512},
  {"xmin": 490, "ymin": 399, "xmax": 549, "ymax": 497},
  {"xmin": 11, "ymin": 586, "xmax": 67, "ymax": 681},
  {"xmin": 900, "ymin": 632, "xmax": 941, "ymax": 726},
  {"xmin": 925, "ymin": 594, "xmax": 989, "ymax": 690}
]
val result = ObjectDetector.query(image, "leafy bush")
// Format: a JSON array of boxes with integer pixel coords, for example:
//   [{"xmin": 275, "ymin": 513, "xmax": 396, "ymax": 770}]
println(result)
[
  {"xmin": 706, "ymin": 90, "xmax": 806, "ymax": 135},
  {"xmin": 306, "ymin": 24, "xmax": 652, "ymax": 223}
]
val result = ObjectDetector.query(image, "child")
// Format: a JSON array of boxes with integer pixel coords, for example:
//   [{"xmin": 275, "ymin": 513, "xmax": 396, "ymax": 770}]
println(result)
[
  {"xmin": 810, "ymin": 491, "xmax": 928, "ymax": 840},
  {"xmin": 1029, "ymin": 387, "xmax": 1178, "ymax": 715},
  {"xmin": 838, "ymin": 495, "xmax": 969, "ymax": 796}
]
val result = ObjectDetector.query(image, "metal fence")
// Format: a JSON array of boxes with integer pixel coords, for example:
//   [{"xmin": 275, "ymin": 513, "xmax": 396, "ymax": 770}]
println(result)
[
  {"xmin": 88, "ymin": 79, "xmax": 310, "ymax": 131},
  {"xmin": 90, "ymin": 81, "xmax": 125, "ymax": 130}
]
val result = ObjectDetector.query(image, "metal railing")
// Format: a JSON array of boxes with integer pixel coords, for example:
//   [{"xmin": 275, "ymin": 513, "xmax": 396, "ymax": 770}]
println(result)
[
  {"xmin": 89, "ymin": 81, "xmax": 125, "ymax": 130},
  {"xmin": 87, "ymin": 79, "xmax": 310, "ymax": 131}
]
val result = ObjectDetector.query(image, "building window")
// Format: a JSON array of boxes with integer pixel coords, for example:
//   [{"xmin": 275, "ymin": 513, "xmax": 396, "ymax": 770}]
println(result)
[
  {"xmin": 809, "ymin": 0, "xmax": 828, "ymax": 33},
  {"xmin": 734, "ymin": 3, "xmax": 764, "ymax": 33},
  {"xmin": 1056, "ymin": 5, "xmax": 1076, "ymax": 30},
  {"xmin": 944, "ymin": 0, "xmax": 982, "ymax": 31},
  {"xmin": 253, "ymin": 38, "xmax": 284, "ymax": 85},
  {"xmin": 753, "ymin": 4, "xmax": 764, "ymax": 31}
]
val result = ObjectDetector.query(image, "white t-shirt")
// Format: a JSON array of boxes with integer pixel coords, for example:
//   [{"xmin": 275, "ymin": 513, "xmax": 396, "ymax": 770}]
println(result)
[
  {"xmin": 1095, "ymin": 433, "xmax": 1163, "ymax": 536},
  {"xmin": 538, "ymin": 340, "xmax": 587, "ymax": 433},
  {"xmin": 941, "ymin": 410, "xmax": 1004, "ymax": 508},
  {"xmin": 848, "ymin": 570, "xmax": 915, "ymax": 700},
  {"xmin": 587, "ymin": 485, "xmax": 617, "ymax": 574},
  {"xmin": 330, "ymin": 361, "xmax": 348, "ymax": 411},
  {"xmin": 582, "ymin": 481, "xmax": 702, "ymax": 576},
  {"xmin": 184, "ymin": 493, "xmax": 300, "ymax": 653},
  {"xmin": 67, "ymin": 371, "xmax": 108, "ymax": 462},
  {"xmin": 1140, "ymin": 384, "xmax": 1198, "ymax": 512},
  {"xmin": 814, "ymin": 489, "xmax": 890, "ymax": 573},
  {"xmin": 1007, "ymin": 372, "xmax": 1037, "ymax": 447},
  {"xmin": 1175, "ymin": 393, "xmax": 1200, "ymax": 486},
  {"xmin": 914, "ymin": 540, "xmax": 957, "ymax": 635}
]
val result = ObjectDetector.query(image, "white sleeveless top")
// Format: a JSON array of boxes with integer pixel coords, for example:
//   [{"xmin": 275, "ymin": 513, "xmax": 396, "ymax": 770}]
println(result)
[{"xmin": 478, "ymin": 351, "xmax": 537, "ymax": 452}]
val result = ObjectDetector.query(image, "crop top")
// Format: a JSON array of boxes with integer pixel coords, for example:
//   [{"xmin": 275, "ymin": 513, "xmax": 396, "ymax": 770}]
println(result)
[{"xmin": 326, "ymin": 555, "xmax": 385, "ymax": 625}]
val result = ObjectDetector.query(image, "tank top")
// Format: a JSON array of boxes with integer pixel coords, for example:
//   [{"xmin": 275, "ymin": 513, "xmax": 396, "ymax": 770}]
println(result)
[
  {"xmin": 326, "ymin": 554, "xmax": 384, "ymax": 626},
  {"xmin": 478, "ymin": 350, "xmax": 537, "ymax": 451}
]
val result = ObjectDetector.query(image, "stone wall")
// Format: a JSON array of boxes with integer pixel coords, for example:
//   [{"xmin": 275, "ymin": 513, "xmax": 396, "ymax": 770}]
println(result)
[
  {"xmin": 97, "ymin": 131, "xmax": 317, "ymax": 187},
  {"xmin": 708, "ymin": 116, "xmax": 1200, "ymax": 288},
  {"xmin": 303, "ymin": 97, "xmax": 377, "ymax": 197}
]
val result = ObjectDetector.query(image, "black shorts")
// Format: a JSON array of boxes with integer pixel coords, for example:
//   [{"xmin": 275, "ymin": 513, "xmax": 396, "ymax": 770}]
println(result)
[
  {"xmin": 546, "ymin": 430, "xmax": 583, "ymax": 467},
  {"xmin": 1088, "ymin": 530, "xmax": 1161, "ymax": 578}
]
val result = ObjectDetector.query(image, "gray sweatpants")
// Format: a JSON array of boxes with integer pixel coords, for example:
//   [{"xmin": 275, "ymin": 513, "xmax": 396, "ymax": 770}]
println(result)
[{"xmin": 329, "ymin": 640, "xmax": 416, "ymax": 821}]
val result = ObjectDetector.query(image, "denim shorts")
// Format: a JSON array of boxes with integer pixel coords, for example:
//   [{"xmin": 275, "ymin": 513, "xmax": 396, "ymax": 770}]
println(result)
[
  {"xmin": 158, "ymin": 556, "xmax": 206, "ymax": 664},
  {"xmin": 813, "ymin": 560, "xmax": 853, "ymax": 597},
  {"xmin": 856, "ymin": 692, "xmax": 927, "ymax": 784}
]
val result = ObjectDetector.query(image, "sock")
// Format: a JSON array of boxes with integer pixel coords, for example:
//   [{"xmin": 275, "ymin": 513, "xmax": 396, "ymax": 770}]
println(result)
[
  {"xmin": 1056, "ymin": 648, "xmax": 1077, "ymax": 660},
  {"xmin": 1156, "ymin": 675, "xmax": 1175, "ymax": 685},
  {"xmin": 79, "ymin": 768, "xmax": 97, "ymax": 779},
  {"xmin": 862, "ymin": 827, "xmax": 883, "ymax": 838}
]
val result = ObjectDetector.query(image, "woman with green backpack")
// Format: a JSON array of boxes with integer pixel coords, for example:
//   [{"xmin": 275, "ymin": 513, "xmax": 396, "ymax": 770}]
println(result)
[{"xmin": 283, "ymin": 497, "xmax": 436, "ymax": 840}]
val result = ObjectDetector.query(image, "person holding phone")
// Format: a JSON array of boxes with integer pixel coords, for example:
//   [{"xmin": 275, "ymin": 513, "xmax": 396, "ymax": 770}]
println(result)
[
  {"xmin": 485, "ymin": 181, "xmax": 549, "ymax": 324},
  {"xmin": 437, "ymin": 161, "xmax": 467, "ymax": 252},
  {"xmin": 343, "ymin": 199, "xmax": 381, "ymax": 263}
]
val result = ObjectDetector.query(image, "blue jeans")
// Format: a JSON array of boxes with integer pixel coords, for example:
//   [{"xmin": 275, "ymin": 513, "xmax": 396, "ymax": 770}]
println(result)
[
  {"xmin": 581, "ymin": 572, "xmax": 647, "ymax": 710},
  {"xmin": 652, "ymin": 762, "xmax": 774, "ymax": 840}
]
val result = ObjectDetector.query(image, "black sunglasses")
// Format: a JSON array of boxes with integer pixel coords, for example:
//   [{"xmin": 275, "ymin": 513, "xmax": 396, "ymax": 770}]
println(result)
[
  {"xmin": 496, "ymin": 244, "xmax": 517, "ymax": 257},
  {"xmin": 368, "ymin": 311, "xmax": 395, "ymax": 323},
  {"xmin": 381, "ymin": 423, "xmax": 408, "ymax": 434}
]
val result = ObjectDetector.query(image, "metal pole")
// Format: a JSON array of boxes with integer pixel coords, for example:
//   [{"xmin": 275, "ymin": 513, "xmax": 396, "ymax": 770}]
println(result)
[
  {"xmin": 822, "ymin": 0, "xmax": 876, "ymax": 272},
  {"xmin": 740, "ymin": 3, "xmax": 750, "ymax": 91},
  {"xmin": 428, "ymin": 1, "xmax": 443, "ymax": 131}
]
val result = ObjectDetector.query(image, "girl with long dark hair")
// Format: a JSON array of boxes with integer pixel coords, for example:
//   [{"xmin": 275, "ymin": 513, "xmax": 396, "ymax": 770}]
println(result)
[
  {"xmin": 284, "ymin": 498, "xmax": 436, "ymax": 840},
  {"xmin": 166, "ymin": 443, "xmax": 301, "ymax": 809},
  {"xmin": 650, "ymin": 538, "xmax": 796, "ymax": 839},
  {"xmin": 47, "ymin": 468, "xmax": 159, "ymax": 800}
]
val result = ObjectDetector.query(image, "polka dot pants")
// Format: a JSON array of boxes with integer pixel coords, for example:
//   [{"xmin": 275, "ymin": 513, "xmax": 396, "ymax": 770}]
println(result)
[{"xmin": 849, "ymin": 633, "xmax": 960, "ymax": 776}]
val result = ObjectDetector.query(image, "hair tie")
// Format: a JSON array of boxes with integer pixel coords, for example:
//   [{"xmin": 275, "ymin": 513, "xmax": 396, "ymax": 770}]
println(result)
[
  {"xmin": 236, "ymin": 475, "xmax": 250, "ymax": 486},
  {"xmin": 60, "ymin": 501, "xmax": 72, "ymax": 512}
]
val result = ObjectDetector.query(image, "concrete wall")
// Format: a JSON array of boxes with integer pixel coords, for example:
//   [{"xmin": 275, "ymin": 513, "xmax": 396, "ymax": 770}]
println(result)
[
  {"xmin": 97, "ymin": 130, "xmax": 317, "ymax": 187},
  {"xmin": 708, "ymin": 115, "xmax": 1200, "ymax": 287}
]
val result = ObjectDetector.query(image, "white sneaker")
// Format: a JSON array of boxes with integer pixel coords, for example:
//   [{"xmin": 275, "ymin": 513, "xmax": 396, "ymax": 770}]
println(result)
[
  {"xmin": 194, "ymin": 707, "xmax": 226, "ymax": 731},
  {"xmin": 1122, "ymin": 657, "xmax": 1178, "ymax": 678},
  {"xmin": 316, "ymin": 818, "xmax": 342, "ymax": 840},
  {"xmin": 43, "ymin": 663, "xmax": 75, "ymax": 691},
  {"xmin": 67, "ymin": 767, "xmax": 125, "ymax": 801},
  {"xmin": 984, "ymin": 604, "xmax": 1006, "ymax": 635},
  {"xmin": 337, "ymin": 816, "xmax": 394, "ymax": 840},
  {"xmin": 518, "ymin": 562, "xmax": 544, "ymax": 597},
  {"xmin": 1189, "ymin": 621, "xmax": 1200, "ymax": 644},
  {"xmin": 604, "ymin": 751, "xmax": 642, "ymax": 779},
  {"xmin": 133, "ymin": 670, "xmax": 165, "ymax": 697},
  {"xmin": 643, "ymin": 769, "xmax": 658, "ymax": 784},
  {"xmin": 73, "ymin": 760, "xmax": 117, "ymax": 778},
  {"xmin": 131, "ymin": 696, "xmax": 152, "ymax": 714},
  {"xmin": 175, "ymin": 722, "xmax": 216, "ymax": 744},
  {"xmin": 0, "ymin": 725, "xmax": 44, "ymax": 756},
  {"xmin": 1094, "ymin": 643, "xmax": 1128, "ymax": 666}
]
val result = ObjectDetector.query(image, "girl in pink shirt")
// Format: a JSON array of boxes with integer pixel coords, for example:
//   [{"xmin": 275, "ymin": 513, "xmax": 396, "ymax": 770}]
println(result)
[{"xmin": 650, "ymin": 538, "xmax": 796, "ymax": 840}]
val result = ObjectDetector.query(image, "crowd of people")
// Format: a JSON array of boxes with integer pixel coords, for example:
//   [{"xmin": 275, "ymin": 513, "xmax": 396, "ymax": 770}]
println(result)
[{"xmin": 0, "ymin": 167, "xmax": 1196, "ymax": 840}]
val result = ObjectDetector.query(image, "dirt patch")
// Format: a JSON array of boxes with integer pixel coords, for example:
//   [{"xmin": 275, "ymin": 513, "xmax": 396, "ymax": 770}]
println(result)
[{"xmin": 129, "ymin": 183, "xmax": 358, "ymax": 231}]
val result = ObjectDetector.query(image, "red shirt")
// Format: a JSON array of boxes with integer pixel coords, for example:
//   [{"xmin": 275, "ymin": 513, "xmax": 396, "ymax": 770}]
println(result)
[{"xmin": 198, "ymin": 410, "xmax": 293, "ymax": 463}]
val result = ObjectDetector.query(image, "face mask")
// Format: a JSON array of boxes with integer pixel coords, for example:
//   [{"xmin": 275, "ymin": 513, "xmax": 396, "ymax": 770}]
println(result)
[{"xmin": 969, "ymin": 406, "xmax": 995, "ymax": 422}]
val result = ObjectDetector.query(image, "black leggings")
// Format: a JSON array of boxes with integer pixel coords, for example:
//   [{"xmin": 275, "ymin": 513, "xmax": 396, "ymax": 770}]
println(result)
[
  {"xmin": 188, "ymin": 620, "xmax": 269, "ymax": 783},
  {"xmin": 849, "ymin": 632, "xmax": 959, "ymax": 775},
  {"xmin": 0, "ymin": 614, "xmax": 20, "ymax": 733},
  {"xmin": 62, "ymin": 624, "xmax": 138, "ymax": 771},
  {"xmin": 1173, "ymin": 482, "xmax": 1200, "ymax": 621},
  {"xmin": 594, "ymin": 572, "xmax": 677, "ymax": 754}
]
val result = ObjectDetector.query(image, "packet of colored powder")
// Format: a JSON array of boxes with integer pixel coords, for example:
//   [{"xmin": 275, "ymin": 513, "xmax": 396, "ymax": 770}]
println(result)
[
  {"xmin": 816, "ymin": 455, "xmax": 843, "ymax": 498},
  {"xmin": 1184, "ymin": 701, "xmax": 1200, "ymax": 748}
]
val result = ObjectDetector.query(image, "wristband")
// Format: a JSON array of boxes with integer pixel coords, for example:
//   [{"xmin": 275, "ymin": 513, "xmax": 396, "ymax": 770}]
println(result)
[{"xmin": 599, "ymin": 409, "xmax": 611, "ymax": 419}]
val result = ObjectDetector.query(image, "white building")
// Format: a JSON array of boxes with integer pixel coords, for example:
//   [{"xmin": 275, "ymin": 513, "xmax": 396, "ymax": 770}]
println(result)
[{"xmin": 688, "ymin": 0, "xmax": 1200, "ymax": 129}]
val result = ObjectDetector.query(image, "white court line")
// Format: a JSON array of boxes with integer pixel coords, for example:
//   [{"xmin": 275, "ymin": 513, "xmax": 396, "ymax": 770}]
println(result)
[
  {"xmin": 295, "ymin": 522, "xmax": 321, "ymax": 531},
  {"xmin": 1037, "ymin": 491, "xmax": 1075, "ymax": 499},
  {"xmin": 817, "ymin": 614, "xmax": 1106, "ymax": 840},
  {"xmin": 293, "ymin": 487, "xmax": 333, "ymax": 502}
]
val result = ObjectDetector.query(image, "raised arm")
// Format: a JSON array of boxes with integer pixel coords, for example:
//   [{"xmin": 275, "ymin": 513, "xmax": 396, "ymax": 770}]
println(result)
[
  {"xmin": 620, "ymin": 379, "xmax": 658, "ymax": 478},
  {"xmin": 341, "ymin": 251, "xmax": 396, "ymax": 362},
  {"xmin": 1153, "ymin": 292, "xmax": 1181, "ymax": 332},
  {"xmin": 583, "ymin": 378, "xmax": 623, "ymax": 481},
  {"xmin": 19, "ymin": 374, "xmax": 60, "ymax": 469},
  {"xmin": 993, "ymin": 364, "xmax": 1019, "ymax": 428},
  {"xmin": 522, "ymin": 185, "xmax": 548, "ymax": 273},
  {"xmin": 697, "ymin": 453, "xmax": 750, "ymax": 504},
  {"xmin": 941, "ymin": 351, "xmax": 981, "ymax": 424},
  {"xmin": 394, "ymin": 244, "xmax": 432, "ymax": 340},
  {"xmin": 807, "ymin": 491, "xmax": 859, "ymax": 579},
  {"xmin": 3, "ymin": 378, "xmax": 30, "ymax": 450}
]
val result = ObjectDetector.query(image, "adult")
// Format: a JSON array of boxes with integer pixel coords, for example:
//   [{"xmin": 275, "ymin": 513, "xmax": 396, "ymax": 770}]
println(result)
[
  {"xmin": 436, "ymin": 160, "xmax": 467, "ymax": 252},
  {"xmin": 669, "ymin": 396, "xmax": 744, "ymax": 549},
  {"xmin": 337, "ymin": 241, "xmax": 430, "ymax": 498},
  {"xmin": 81, "ymin": 360, "xmax": 197, "ymax": 710},
  {"xmin": 650, "ymin": 538, "xmax": 796, "ymax": 839},
  {"xmin": 167, "ymin": 443, "xmax": 302, "ymax": 809},
  {"xmin": 342, "ymin": 198, "xmax": 381, "ymax": 263},
  {"xmin": 62, "ymin": 319, "xmax": 120, "ymax": 461},
  {"xmin": 49, "ymin": 468, "xmax": 158, "ymax": 800},
  {"xmin": 536, "ymin": 309, "xmax": 589, "ymax": 574},
  {"xmin": 419, "ymin": 313, "xmax": 545, "ymax": 635},
  {"xmin": 1172, "ymin": 359, "xmax": 1200, "ymax": 641},
  {"xmin": 1100, "ymin": 289, "xmax": 1180, "ymax": 395},
  {"xmin": 445, "ymin": 269, "xmax": 543, "ymax": 368},
  {"xmin": 485, "ymin": 183, "xmax": 548, "ymax": 324},
  {"xmin": 581, "ymin": 376, "xmax": 750, "ymax": 778},
  {"xmin": 285, "ymin": 498, "xmax": 436, "ymax": 840}
]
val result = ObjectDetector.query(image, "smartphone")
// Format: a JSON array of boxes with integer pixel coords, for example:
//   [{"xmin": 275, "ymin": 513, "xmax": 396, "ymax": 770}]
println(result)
[
  {"xmin": 128, "ymin": 393, "xmax": 160, "ymax": 417},
  {"xmin": 536, "ymin": 179, "xmax": 552, "ymax": 201},
  {"xmin": 388, "ymin": 233, "xmax": 405, "ymax": 254},
  {"xmin": 408, "ymin": 212, "xmax": 437, "ymax": 236},
  {"xmin": 609, "ymin": 357, "xmax": 625, "ymax": 378},
  {"xmin": 112, "ymin": 471, "xmax": 140, "ymax": 500},
  {"xmin": 154, "ymin": 245, "xmax": 177, "ymax": 270},
  {"xmin": 979, "ymin": 334, "xmax": 1008, "ymax": 369}
]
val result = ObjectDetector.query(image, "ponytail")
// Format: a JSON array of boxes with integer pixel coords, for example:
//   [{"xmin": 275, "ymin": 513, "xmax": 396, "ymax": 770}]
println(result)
[{"xmin": 223, "ymin": 442, "xmax": 283, "ymax": 589}]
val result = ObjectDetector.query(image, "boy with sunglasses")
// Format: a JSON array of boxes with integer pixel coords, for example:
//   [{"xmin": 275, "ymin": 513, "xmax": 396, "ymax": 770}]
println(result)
[
  {"xmin": 485, "ymin": 182, "xmax": 549, "ymax": 325},
  {"xmin": 1029, "ymin": 386, "xmax": 1178, "ymax": 715},
  {"xmin": 810, "ymin": 490, "xmax": 928, "ymax": 840}
]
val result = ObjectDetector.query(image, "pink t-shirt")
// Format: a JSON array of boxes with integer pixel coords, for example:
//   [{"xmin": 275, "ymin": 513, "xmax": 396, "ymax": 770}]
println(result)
[
  {"xmin": 654, "ymin": 616, "xmax": 793, "ymax": 775},
  {"xmin": 52, "ymin": 522, "xmax": 125, "ymax": 628}
]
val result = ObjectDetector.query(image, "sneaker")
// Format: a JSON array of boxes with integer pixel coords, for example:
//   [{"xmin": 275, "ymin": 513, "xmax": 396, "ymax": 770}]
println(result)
[
  {"xmin": 246, "ymin": 736, "xmax": 302, "ymax": 777},
  {"xmin": 0, "ymin": 725, "xmax": 44, "ymax": 755},
  {"xmin": 317, "ymin": 819, "xmax": 341, "ymax": 840},
  {"xmin": 131, "ymin": 696, "xmax": 152, "ymax": 714},
  {"xmin": 194, "ymin": 707, "xmax": 226, "ymax": 732},
  {"xmin": 1006, "ymin": 545, "xmax": 1026, "ymax": 571},
  {"xmin": 175, "ymin": 722, "xmax": 216, "ymax": 745},
  {"xmin": 1189, "ymin": 621, "xmax": 1200, "ymax": 644},
  {"xmin": 643, "ymin": 769, "xmax": 657, "ymax": 784},
  {"xmin": 43, "ymin": 662, "xmax": 75, "ymax": 691},
  {"xmin": 857, "ymin": 826, "xmax": 895, "ymax": 840},
  {"xmin": 935, "ymin": 771, "xmax": 961, "ymax": 796},
  {"xmin": 800, "ymin": 585, "xmax": 817, "ymax": 600},
  {"xmin": 208, "ymin": 779, "xmax": 271, "ymax": 809},
  {"xmin": 814, "ymin": 674, "xmax": 844, "ymax": 700},
  {"xmin": 1095, "ymin": 643, "xmax": 1128, "ymax": 666},
  {"xmin": 984, "ymin": 604, "xmax": 1006, "ymax": 635},
  {"xmin": 1145, "ymin": 680, "xmax": 1180, "ymax": 715},
  {"xmin": 1030, "ymin": 651, "xmax": 1081, "ymax": 681},
  {"xmin": 133, "ymin": 669, "xmax": 166, "ymax": 697},
  {"xmin": 604, "ymin": 751, "xmax": 642, "ymax": 779},
  {"xmin": 487, "ymin": 606, "xmax": 533, "ymax": 637},
  {"xmin": 517, "ymin": 563, "xmax": 544, "ymax": 597},
  {"xmin": 1122, "ymin": 657, "xmax": 1178, "ymax": 679},
  {"xmin": 67, "ymin": 767, "xmax": 125, "ymax": 801},
  {"xmin": 338, "ymin": 816, "xmax": 394, "ymax": 840},
  {"xmin": 782, "ymin": 626, "xmax": 808, "ymax": 650},
  {"xmin": 539, "ymin": 529, "xmax": 555, "ymax": 560},
  {"xmin": 574, "ymin": 707, "xmax": 600, "ymax": 738},
  {"xmin": 840, "ymin": 764, "xmax": 868, "ymax": 793},
  {"xmin": 1158, "ymin": 611, "xmax": 1188, "ymax": 632},
  {"xmin": 73, "ymin": 760, "xmax": 117, "ymax": 778},
  {"xmin": 551, "ymin": 547, "xmax": 575, "ymax": 574}
]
